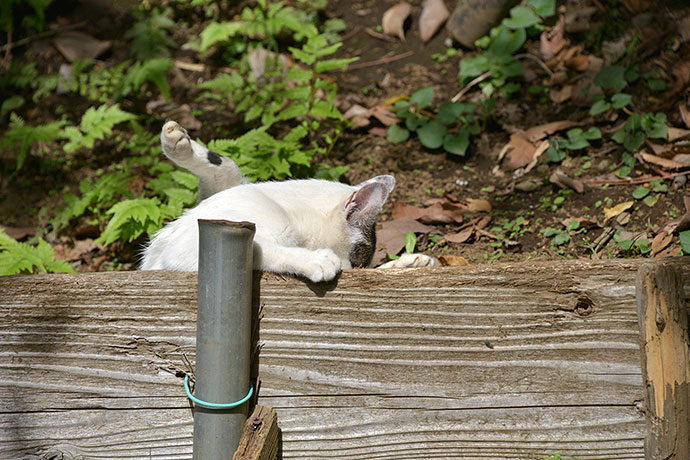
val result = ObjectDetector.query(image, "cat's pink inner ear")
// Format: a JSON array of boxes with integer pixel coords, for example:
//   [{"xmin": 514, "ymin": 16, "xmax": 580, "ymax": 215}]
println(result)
[{"xmin": 345, "ymin": 183, "xmax": 389, "ymax": 227}]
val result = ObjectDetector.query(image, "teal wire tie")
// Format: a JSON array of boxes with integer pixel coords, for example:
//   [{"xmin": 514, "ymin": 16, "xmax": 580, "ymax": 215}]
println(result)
[{"xmin": 184, "ymin": 374, "xmax": 253, "ymax": 409}]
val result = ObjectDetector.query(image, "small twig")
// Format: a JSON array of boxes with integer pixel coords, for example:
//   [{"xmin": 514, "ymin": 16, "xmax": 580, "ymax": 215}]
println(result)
[
  {"xmin": 515, "ymin": 53, "xmax": 554, "ymax": 77},
  {"xmin": 364, "ymin": 27, "xmax": 397, "ymax": 42},
  {"xmin": 345, "ymin": 50, "xmax": 414, "ymax": 71},
  {"xmin": 0, "ymin": 20, "xmax": 89, "ymax": 53},
  {"xmin": 451, "ymin": 71, "xmax": 491, "ymax": 102},
  {"xmin": 340, "ymin": 25, "xmax": 361, "ymax": 43},
  {"xmin": 584, "ymin": 169, "xmax": 690, "ymax": 186}
]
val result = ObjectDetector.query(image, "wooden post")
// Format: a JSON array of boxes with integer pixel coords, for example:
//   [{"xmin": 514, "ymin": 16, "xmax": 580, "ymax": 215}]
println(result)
[
  {"xmin": 636, "ymin": 261, "xmax": 690, "ymax": 460},
  {"xmin": 233, "ymin": 405, "xmax": 279, "ymax": 460}
]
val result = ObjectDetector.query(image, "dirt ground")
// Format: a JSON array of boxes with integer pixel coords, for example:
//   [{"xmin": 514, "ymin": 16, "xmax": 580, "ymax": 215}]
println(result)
[{"xmin": 1, "ymin": 0, "xmax": 690, "ymax": 271}]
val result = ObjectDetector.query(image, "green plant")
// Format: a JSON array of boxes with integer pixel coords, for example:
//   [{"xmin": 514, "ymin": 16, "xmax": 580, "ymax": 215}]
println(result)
[
  {"xmin": 197, "ymin": 3, "xmax": 355, "ymax": 181},
  {"xmin": 546, "ymin": 128, "xmax": 602, "ymax": 163},
  {"xmin": 387, "ymin": 86, "xmax": 493, "ymax": 156},
  {"xmin": 541, "ymin": 219, "xmax": 580, "ymax": 247},
  {"xmin": 459, "ymin": 0, "xmax": 555, "ymax": 97},
  {"xmin": 49, "ymin": 172, "xmax": 132, "ymax": 232},
  {"xmin": 0, "ymin": 0, "xmax": 53, "ymax": 39},
  {"xmin": 196, "ymin": 0, "xmax": 316, "ymax": 54},
  {"xmin": 1, "ymin": 112, "xmax": 66, "ymax": 169},
  {"xmin": 613, "ymin": 229, "xmax": 651, "ymax": 256},
  {"xmin": 404, "ymin": 232, "xmax": 416, "ymax": 253},
  {"xmin": 611, "ymin": 112, "xmax": 667, "ymax": 177},
  {"xmin": 680, "ymin": 230, "xmax": 690, "ymax": 255},
  {"xmin": 0, "ymin": 229, "xmax": 73, "ymax": 275},
  {"xmin": 63, "ymin": 103, "xmax": 137, "ymax": 153},
  {"xmin": 589, "ymin": 65, "xmax": 632, "ymax": 116},
  {"xmin": 125, "ymin": 7, "xmax": 177, "ymax": 60}
]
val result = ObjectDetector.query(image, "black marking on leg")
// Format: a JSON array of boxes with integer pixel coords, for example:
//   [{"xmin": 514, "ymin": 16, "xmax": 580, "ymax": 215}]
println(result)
[{"xmin": 207, "ymin": 149, "xmax": 223, "ymax": 166}]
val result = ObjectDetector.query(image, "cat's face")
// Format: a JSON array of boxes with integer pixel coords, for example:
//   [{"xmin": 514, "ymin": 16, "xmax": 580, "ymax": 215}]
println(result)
[{"xmin": 343, "ymin": 175, "xmax": 394, "ymax": 268}]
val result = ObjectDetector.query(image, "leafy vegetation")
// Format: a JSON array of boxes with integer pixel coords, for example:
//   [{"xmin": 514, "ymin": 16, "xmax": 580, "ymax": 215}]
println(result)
[
  {"xmin": 0, "ymin": 0, "xmax": 356, "ymax": 273},
  {"xmin": 0, "ymin": 229, "xmax": 73, "ymax": 275}
]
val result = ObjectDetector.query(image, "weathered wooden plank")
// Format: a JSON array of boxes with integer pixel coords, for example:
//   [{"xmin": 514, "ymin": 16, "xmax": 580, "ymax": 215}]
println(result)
[
  {"xmin": 233, "ymin": 405, "xmax": 279, "ymax": 460},
  {"xmin": 1, "ymin": 258, "xmax": 689, "ymax": 459},
  {"xmin": 637, "ymin": 260, "xmax": 690, "ymax": 460}
]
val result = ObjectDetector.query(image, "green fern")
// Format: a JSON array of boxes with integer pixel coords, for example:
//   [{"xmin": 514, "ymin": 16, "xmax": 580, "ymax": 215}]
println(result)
[
  {"xmin": 1, "ymin": 113, "xmax": 66, "ymax": 169},
  {"xmin": 199, "ymin": 22, "xmax": 244, "ymax": 53},
  {"xmin": 0, "ymin": 230, "xmax": 73, "ymax": 275},
  {"xmin": 125, "ymin": 8, "xmax": 177, "ymax": 60},
  {"xmin": 96, "ymin": 198, "xmax": 165, "ymax": 246},
  {"xmin": 63, "ymin": 103, "xmax": 136, "ymax": 153},
  {"xmin": 123, "ymin": 58, "xmax": 173, "ymax": 100},
  {"xmin": 50, "ymin": 172, "xmax": 132, "ymax": 232}
]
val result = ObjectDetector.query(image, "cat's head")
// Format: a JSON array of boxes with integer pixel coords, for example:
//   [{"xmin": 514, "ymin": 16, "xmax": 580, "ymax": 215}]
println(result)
[{"xmin": 343, "ymin": 175, "xmax": 395, "ymax": 268}]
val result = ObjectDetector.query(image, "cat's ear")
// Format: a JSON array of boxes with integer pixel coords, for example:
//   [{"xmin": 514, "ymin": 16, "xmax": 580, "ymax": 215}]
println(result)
[
  {"xmin": 344, "ymin": 175, "xmax": 395, "ymax": 228},
  {"xmin": 355, "ymin": 175, "xmax": 395, "ymax": 192}
]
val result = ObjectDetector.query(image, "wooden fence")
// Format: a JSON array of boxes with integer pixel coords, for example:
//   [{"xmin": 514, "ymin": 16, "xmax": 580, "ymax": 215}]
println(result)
[{"xmin": 1, "ymin": 258, "xmax": 688, "ymax": 459}]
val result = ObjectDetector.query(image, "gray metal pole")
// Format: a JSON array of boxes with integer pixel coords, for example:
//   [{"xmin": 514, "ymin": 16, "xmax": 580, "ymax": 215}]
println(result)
[{"xmin": 193, "ymin": 219, "xmax": 255, "ymax": 460}]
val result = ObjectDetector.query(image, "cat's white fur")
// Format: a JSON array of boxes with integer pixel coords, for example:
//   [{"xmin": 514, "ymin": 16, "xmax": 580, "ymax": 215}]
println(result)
[{"xmin": 141, "ymin": 121, "xmax": 438, "ymax": 281}]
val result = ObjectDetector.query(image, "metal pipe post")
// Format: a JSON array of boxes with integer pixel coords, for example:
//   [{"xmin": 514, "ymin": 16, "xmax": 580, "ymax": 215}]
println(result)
[{"xmin": 193, "ymin": 219, "xmax": 255, "ymax": 460}]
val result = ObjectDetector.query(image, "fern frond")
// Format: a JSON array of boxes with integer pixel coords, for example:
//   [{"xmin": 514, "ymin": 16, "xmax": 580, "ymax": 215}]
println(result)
[
  {"xmin": 2, "ymin": 113, "xmax": 66, "ymax": 169},
  {"xmin": 123, "ymin": 58, "xmax": 173, "ymax": 100},
  {"xmin": 63, "ymin": 104, "xmax": 136, "ymax": 153},
  {"xmin": 0, "ymin": 229, "xmax": 73, "ymax": 275},
  {"xmin": 199, "ymin": 22, "xmax": 244, "ymax": 53},
  {"xmin": 97, "ymin": 198, "xmax": 163, "ymax": 246}
]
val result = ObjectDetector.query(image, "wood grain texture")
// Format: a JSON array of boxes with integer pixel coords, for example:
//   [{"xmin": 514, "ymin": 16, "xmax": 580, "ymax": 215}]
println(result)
[
  {"xmin": 1, "ymin": 258, "xmax": 689, "ymax": 459},
  {"xmin": 636, "ymin": 261, "xmax": 690, "ymax": 460},
  {"xmin": 234, "ymin": 405, "xmax": 279, "ymax": 460}
]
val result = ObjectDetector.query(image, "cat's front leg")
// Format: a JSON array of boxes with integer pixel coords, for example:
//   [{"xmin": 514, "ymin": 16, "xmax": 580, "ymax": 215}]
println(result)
[
  {"xmin": 378, "ymin": 253, "xmax": 440, "ymax": 269},
  {"xmin": 256, "ymin": 244, "xmax": 342, "ymax": 283},
  {"xmin": 161, "ymin": 121, "xmax": 246, "ymax": 200}
]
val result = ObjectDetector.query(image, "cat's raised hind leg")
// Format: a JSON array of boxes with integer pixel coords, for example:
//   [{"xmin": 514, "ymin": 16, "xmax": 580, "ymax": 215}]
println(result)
[{"xmin": 161, "ymin": 121, "xmax": 246, "ymax": 201}]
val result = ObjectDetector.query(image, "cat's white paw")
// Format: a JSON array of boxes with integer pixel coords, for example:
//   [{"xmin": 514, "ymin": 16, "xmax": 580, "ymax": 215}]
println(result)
[
  {"xmin": 161, "ymin": 121, "xmax": 193, "ymax": 160},
  {"xmin": 378, "ymin": 253, "xmax": 440, "ymax": 269},
  {"xmin": 301, "ymin": 248, "xmax": 342, "ymax": 283}
]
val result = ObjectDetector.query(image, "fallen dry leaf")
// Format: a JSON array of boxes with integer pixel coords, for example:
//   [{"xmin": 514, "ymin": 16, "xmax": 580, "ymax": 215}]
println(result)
[
  {"xmin": 639, "ymin": 151, "xmax": 690, "ymax": 170},
  {"xmin": 525, "ymin": 121, "xmax": 580, "ymax": 142},
  {"xmin": 515, "ymin": 178, "xmax": 542, "ymax": 192},
  {"xmin": 680, "ymin": 104, "xmax": 690, "ymax": 129},
  {"xmin": 505, "ymin": 132, "xmax": 536, "ymax": 170},
  {"xmin": 667, "ymin": 127, "xmax": 690, "ymax": 143},
  {"xmin": 53, "ymin": 239, "xmax": 97, "ymax": 262},
  {"xmin": 671, "ymin": 61, "xmax": 690, "ymax": 97},
  {"xmin": 0, "ymin": 225, "xmax": 35, "ymax": 240},
  {"xmin": 662, "ymin": 195, "xmax": 690, "ymax": 234},
  {"xmin": 601, "ymin": 38, "xmax": 627, "ymax": 65},
  {"xmin": 443, "ymin": 229, "xmax": 473, "ymax": 244},
  {"xmin": 438, "ymin": 255, "xmax": 469, "ymax": 266},
  {"xmin": 53, "ymin": 31, "xmax": 112, "ymax": 62},
  {"xmin": 540, "ymin": 17, "xmax": 567, "ymax": 61},
  {"xmin": 382, "ymin": 2, "xmax": 411, "ymax": 41},
  {"xmin": 561, "ymin": 217, "xmax": 597, "ymax": 229},
  {"xmin": 651, "ymin": 230, "xmax": 673, "ymax": 255},
  {"xmin": 393, "ymin": 198, "xmax": 464, "ymax": 224},
  {"xmin": 368, "ymin": 127, "xmax": 388, "ymax": 137},
  {"xmin": 370, "ymin": 106, "xmax": 398, "ymax": 126},
  {"xmin": 604, "ymin": 201, "xmax": 634, "ymax": 220},
  {"xmin": 549, "ymin": 85, "xmax": 573, "ymax": 104},
  {"xmin": 419, "ymin": 0, "xmax": 449, "ymax": 43},
  {"xmin": 466, "ymin": 198, "xmax": 491, "ymax": 213},
  {"xmin": 549, "ymin": 169, "xmax": 584, "ymax": 193},
  {"xmin": 680, "ymin": 15, "xmax": 690, "ymax": 43},
  {"xmin": 565, "ymin": 54, "xmax": 589, "ymax": 72},
  {"xmin": 374, "ymin": 217, "xmax": 435, "ymax": 264},
  {"xmin": 146, "ymin": 101, "xmax": 202, "ymax": 131}
]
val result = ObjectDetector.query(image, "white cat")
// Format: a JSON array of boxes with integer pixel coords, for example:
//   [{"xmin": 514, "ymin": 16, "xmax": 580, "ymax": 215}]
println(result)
[{"xmin": 141, "ymin": 121, "xmax": 438, "ymax": 282}]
